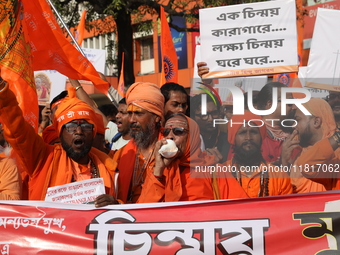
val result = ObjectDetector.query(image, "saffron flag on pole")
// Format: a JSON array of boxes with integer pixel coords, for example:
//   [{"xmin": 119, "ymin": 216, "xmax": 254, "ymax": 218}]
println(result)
[
  {"xmin": 21, "ymin": 0, "xmax": 109, "ymax": 95},
  {"xmin": 117, "ymin": 52, "xmax": 125, "ymax": 97},
  {"xmin": 75, "ymin": 10, "xmax": 86, "ymax": 46},
  {"xmin": 0, "ymin": 0, "xmax": 39, "ymax": 130},
  {"xmin": 160, "ymin": 6, "xmax": 178, "ymax": 84}
]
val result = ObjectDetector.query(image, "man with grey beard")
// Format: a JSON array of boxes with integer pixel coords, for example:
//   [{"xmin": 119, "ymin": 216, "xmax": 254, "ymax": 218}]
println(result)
[{"xmin": 114, "ymin": 82, "xmax": 164, "ymax": 203}]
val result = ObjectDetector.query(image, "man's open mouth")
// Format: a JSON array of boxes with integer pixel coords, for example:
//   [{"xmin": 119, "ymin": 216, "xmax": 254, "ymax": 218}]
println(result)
[{"xmin": 73, "ymin": 139, "xmax": 85, "ymax": 148}]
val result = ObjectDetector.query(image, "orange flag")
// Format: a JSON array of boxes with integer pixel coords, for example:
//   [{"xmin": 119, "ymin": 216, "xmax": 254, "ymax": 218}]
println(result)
[
  {"xmin": 21, "ymin": 0, "xmax": 109, "ymax": 95},
  {"xmin": 75, "ymin": 10, "xmax": 87, "ymax": 46},
  {"xmin": 160, "ymin": 6, "xmax": 178, "ymax": 84},
  {"xmin": 0, "ymin": 0, "xmax": 39, "ymax": 130},
  {"xmin": 117, "ymin": 52, "xmax": 125, "ymax": 97}
]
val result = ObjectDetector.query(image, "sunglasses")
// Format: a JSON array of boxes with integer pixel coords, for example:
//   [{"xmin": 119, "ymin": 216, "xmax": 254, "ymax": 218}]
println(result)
[
  {"xmin": 162, "ymin": 127, "xmax": 188, "ymax": 136},
  {"xmin": 64, "ymin": 121, "xmax": 94, "ymax": 133}
]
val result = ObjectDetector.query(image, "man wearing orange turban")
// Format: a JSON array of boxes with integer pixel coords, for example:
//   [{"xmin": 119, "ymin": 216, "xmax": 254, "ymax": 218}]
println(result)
[
  {"xmin": 286, "ymin": 98, "xmax": 340, "ymax": 193},
  {"xmin": 221, "ymin": 111, "xmax": 292, "ymax": 197},
  {"xmin": 0, "ymin": 79, "xmax": 118, "ymax": 207},
  {"xmin": 114, "ymin": 82, "xmax": 164, "ymax": 203}
]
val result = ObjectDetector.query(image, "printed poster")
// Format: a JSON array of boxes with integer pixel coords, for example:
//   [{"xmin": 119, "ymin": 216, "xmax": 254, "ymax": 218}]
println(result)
[
  {"xmin": 45, "ymin": 178, "xmax": 105, "ymax": 204},
  {"xmin": 34, "ymin": 70, "xmax": 67, "ymax": 106},
  {"xmin": 199, "ymin": 0, "xmax": 298, "ymax": 78}
]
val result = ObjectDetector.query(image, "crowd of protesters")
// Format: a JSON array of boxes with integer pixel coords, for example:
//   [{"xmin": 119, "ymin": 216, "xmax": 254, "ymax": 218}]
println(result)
[{"xmin": 0, "ymin": 61, "xmax": 339, "ymax": 206}]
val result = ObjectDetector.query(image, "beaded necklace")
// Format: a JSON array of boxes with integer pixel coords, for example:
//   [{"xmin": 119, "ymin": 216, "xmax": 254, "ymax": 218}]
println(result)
[
  {"xmin": 90, "ymin": 159, "xmax": 100, "ymax": 178},
  {"xmin": 128, "ymin": 148, "xmax": 154, "ymax": 202}
]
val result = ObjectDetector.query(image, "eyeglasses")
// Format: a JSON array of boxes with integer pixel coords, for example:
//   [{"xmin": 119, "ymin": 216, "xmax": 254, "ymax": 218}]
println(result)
[
  {"xmin": 195, "ymin": 110, "xmax": 220, "ymax": 121},
  {"xmin": 64, "ymin": 121, "xmax": 94, "ymax": 133},
  {"xmin": 162, "ymin": 127, "xmax": 188, "ymax": 136}
]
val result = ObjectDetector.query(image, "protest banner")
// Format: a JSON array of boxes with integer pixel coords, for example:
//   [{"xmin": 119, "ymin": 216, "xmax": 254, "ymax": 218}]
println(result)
[
  {"xmin": 306, "ymin": 8, "xmax": 340, "ymax": 91},
  {"xmin": 45, "ymin": 178, "xmax": 105, "ymax": 204},
  {"xmin": 0, "ymin": 191, "xmax": 340, "ymax": 254},
  {"xmin": 199, "ymin": 0, "xmax": 298, "ymax": 79}
]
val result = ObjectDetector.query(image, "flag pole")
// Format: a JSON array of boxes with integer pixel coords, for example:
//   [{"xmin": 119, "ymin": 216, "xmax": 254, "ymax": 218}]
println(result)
[
  {"xmin": 45, "ymin": 0, "xmax": 115, "ymax": 102},
  {"xmin": 45, "ymin": 0, "xmax": 85, "ymax": 56}
]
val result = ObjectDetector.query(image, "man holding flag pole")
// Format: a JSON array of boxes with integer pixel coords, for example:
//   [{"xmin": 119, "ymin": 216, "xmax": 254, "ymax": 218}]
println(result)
[{"xmin": 0, "ymin": 0, "xmax": 122, "ymax": 205}]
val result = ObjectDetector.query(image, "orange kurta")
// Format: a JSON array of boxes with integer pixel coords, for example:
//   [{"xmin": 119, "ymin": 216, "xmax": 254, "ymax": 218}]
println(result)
[
  {"xmin": 137, "ymin": 165, "xmax": 215, "ymax": 203},
  {"xmin": 0, "ymin": 84, "xmax": 117, "ymax": 200},
  {"xmin": 291, "ymin": 138, "xmax": 339, "ymax": 193},
  {"xmin": 116, "ymin": 139, "xmax": 158, "ymax": 203},
  {"xmin": 137, "ymin": 165, "xmax": 249, "ymax": 203},
  {"xmin": 222, "ymin": 160, "xmax": 293, "ymax": 197}
]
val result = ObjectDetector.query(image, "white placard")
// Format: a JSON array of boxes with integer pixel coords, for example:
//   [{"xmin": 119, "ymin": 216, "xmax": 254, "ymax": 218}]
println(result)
[
  {"xmin": 34, "ymin": 70, "xmax": 67, "ymax": 106},
  {"xmin": 82, "ymin": 48, "xmax": 106, "ymax": 73},
  {"xmin": 199, "ymin": 0, "xmax": 298, "ymax": 78},
  {"xmin": 45, "ymin": 178, "xmax": 105, "ymax": 204},
  {"xmin": 192, "ymin": 44, "xmax": 268, "ymax": 101},
  {"xmin": 306, "ymin": 8, "xmax": 340, "ymax": 91},
  {"xmin": 299, "ymin": 66, "xmax": 329, "ymax": 98}
]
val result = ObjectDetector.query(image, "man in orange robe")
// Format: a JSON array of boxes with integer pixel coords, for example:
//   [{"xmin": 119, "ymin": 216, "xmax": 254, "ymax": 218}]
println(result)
[
  {"xmin": 285, "ymin": 98, "xmax": 340, "ymax": 193},
  {"xmin": 115, "ymin": 82, "xmax": 164, "ymax": 203},
  {"xmin": 222, "ymin": 111, "xmax": 292, "ymax": 197},
  {"xmin": 0, "ymin": 77, "xmax": 117, "ymax": 207},
  {"xmin": 137, "ymin": 114, "xmax": 248, "ymax": 203}
]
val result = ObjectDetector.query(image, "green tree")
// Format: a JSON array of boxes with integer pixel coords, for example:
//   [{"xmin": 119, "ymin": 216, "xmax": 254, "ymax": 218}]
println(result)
[{"xmin": 51, "ymin": 0, "xmax": 267, "ymax": 87}]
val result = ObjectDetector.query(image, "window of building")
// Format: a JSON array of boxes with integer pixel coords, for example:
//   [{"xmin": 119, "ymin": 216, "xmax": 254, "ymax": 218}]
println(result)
[{"xmin": 140, "ymin": 37, "xmax": 154, "ymax": 60}]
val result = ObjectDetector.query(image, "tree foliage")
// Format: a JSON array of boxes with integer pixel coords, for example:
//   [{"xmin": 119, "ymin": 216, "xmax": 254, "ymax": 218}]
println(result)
[{"xmin": 51, "ymin": 0, "xmax": 268, "ymax": 85}]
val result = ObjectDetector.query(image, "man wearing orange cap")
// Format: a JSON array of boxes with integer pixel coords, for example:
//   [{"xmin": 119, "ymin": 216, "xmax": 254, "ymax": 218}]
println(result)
[
  {"xmin": 284, "ymin": 98, "xmax": 340, "ymax": 193},
  {"xmin": 223, "ymin": 111, "xmax": 292, "ymax": 197},
  {"xmin": 114, "ymin": 82, "xmax": 164, "ymax": 203},
  {"xmin": 0, "ymin": 77, "xmax": 117, "ymax": 207}
]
